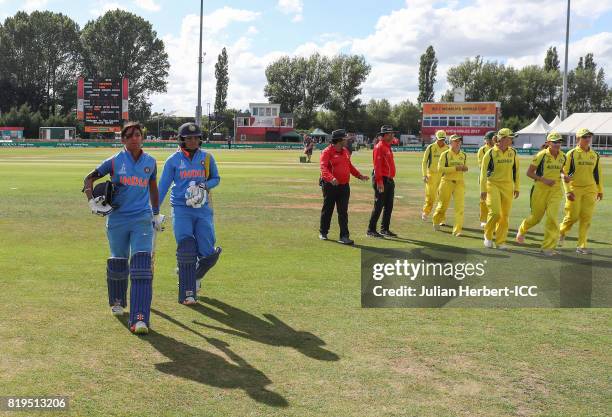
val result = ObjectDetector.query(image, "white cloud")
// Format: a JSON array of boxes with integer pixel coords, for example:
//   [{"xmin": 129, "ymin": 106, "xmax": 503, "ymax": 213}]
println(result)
[
  {"xmin": 21, "ymin": 0, "xmax": 48, "ymax": 12},
  {"xmin": 149, "ymin": 8, "xmax": 264, "ymax": 115},
  {"xmin": 350, "ymin": 0, "xmax": 612, "ymax": 102},
  {"xmin": 133, "ymin": 0, "xmax": 160, "ymax": 12},
  {"xmin": 278, "ymin": 0, "xmax": 303, "ymax": 23},
  {"xmin": 151, "ymin": 0, "xmax": 612, "ymax": 113},
  {"xmin": 90, "ymin": 1, "xmax": 128, "ymax": 17}
]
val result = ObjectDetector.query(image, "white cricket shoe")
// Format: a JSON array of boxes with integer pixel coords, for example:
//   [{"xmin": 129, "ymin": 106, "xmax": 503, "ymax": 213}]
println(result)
[
  {"xmin": 453, "ymin": 232, "xmax": 462, "ymax": 237},
  {"xmin": 480, "ymin": 222, "xmax": 487, "ymax": 228},
  {"xmin": 541, "ymin": 249, "xmax": 559, "ymax": 256},
  {"xmin": 483, "ymin": 239, "xmax": 495, "ymax": 249},
  {"xmin": 183, "ymin": 296, "xmax": 197, "ymax": 305},
  {"xmin": 497, "ymin": 244, "xmax": 508, "ymax": 250},
  {"xmin": 111, "ymin": 305, "xmax": 124, "ymax": 316},
  {"xmin": 421, "ymin": 213, "xmax": 428, "ymax": 221},
  {"xmin": 576, "ymin": 248, "xmax": 592, "ymax": 255},
  {"xmin": 515, "ymin": 233, "xmax": 525, "ymax": 244},
  {"xmin": 131, "ymin": 321, "xmax": 148, "ymax": 335}
]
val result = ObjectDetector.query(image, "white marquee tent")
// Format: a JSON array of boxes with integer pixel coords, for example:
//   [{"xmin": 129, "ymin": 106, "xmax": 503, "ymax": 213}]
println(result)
[
  {"xmin": 516, "ymin": 114, "xmax": 551, "ymax": 148},
  {"xmin": 553, "ymin": 112, "xmax": 612, "ymax": 148},
  {"xmin": 549, "ymin": 115, "xmax": 562, "ymax": 129}
]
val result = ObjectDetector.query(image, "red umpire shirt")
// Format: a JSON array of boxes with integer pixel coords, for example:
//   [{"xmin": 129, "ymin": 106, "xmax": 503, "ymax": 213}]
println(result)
[
  {"xmin": 320, "ymin": 145, "xmax": 363, "ymax": 184},
  {"xmin": 373, "ymin": 139, "xmax": 396, "ymax": 186}
]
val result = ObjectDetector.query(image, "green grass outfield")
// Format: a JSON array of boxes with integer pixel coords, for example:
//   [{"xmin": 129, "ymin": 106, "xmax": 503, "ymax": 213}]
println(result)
[{"xmin": 0, "ymin": 148, "xmax": 610, "ymax": 417}]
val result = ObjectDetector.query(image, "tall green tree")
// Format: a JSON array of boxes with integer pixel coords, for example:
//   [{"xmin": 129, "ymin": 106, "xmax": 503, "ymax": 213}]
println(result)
[
  {"xmin": 326, "ymin": 54, "xmax": 371, "ymax": 129},
  {"xmin": 80, "ymin": 10, "xmax": 169, "ymax": 121},
  {"xmin": 568, "ymin": 53, "xmax": 609, "ymax": 112},
  {"xmin": 0, "ymin": 11, "xmax": 81, "ymax": 116},
  {"xmin": 417, "ymin": 45, "xmax": 437, "ymax": 104},
  {"xmin": 214, "ymin": 47, "xmax": 229, "ymax": 115},
  {"xmin": 544, "ymin": 46, "xmax": 560, "ymax": 72},
  {"xmin": 264, "ymin": 53, "xmax": 331, "ymax": 128}
]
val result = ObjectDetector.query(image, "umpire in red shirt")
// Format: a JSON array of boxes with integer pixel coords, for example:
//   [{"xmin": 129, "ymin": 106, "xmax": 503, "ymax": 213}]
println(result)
[
  {"xmin": 368, "ymin": 125, "xmax": 398, "ymax": 238},
  {"xmin": 319, "ymin": 129, "xmax": 369, "ymax": 245}
]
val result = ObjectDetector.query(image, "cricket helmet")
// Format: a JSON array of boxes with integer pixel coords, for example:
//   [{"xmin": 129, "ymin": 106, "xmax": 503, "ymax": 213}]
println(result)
[{"xmin": 178, "ymin": 122, "xmax": 203, "ymax": 148}]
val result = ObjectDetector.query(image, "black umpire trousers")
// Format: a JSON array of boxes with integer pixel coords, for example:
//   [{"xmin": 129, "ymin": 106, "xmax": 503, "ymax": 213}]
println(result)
[
  {"xmin": 320, "ymin": 182, "xmax": 350, "ymax": 238},
  {"xmin": 368, "ymin": 177, "xmax": 395, "ymax": 232}
]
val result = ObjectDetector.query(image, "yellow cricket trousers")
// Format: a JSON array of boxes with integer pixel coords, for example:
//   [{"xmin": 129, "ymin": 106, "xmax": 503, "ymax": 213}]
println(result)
[
  {"xmin": 423, "ymin": 172, "xmax": 441, "ymax": 215},
  {"xmin": 518, "ymin": 184, "xmax": 562, "ymax": 249},
  {"xmin": 559, "ymin": 185, "xmax": 598, "ymax": 248},
  {"xmin": 433, "ymin": 179, "xmax": 464, "ymax": 235},
  {"xmin": 484, "ymin": 181, "xmax": 514, "ymax": 245}
]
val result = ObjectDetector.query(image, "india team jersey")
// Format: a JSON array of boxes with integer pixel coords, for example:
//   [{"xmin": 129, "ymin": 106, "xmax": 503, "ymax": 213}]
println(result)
[
  {"xmin": 438, "ymin": 149, "xmax": 467, "ymax": 181},
  {"xmin": 96, "ymin": 149, "xmax": 157, "ymax": 217},
  {"xmin": 422, "ymin": 142, "xmax": 449, "ymax": 175},
  {"xmin": 480, "ymin": 146, "xmax": 520, "ymax": 192},
  {"xmin": 531, "ymin": 149, "xmax": 566, "ymax": 186},
  {"xmin": 563, "ymin": 146, "xmax": 603, "ymax": 193},
  {"xmin": 158, "ymin": 148, "xmax": 220, "ymax": 207}
]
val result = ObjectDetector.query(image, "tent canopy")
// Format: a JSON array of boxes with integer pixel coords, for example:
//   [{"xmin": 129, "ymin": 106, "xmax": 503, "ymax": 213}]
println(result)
[
  {"xmin": 553, "ymin": 112, "xmax": 612, "ymax": 135},
  {"xmin": 309, "ymin": 128, "xmax": 329, "ymax": 137},
  {"xmin": 549, "ymin": 115, "xmax": 562, "ymax": 129},
  {"xmin": 517, "ymin": 114, "xmax": 551, "ymax": 134}
]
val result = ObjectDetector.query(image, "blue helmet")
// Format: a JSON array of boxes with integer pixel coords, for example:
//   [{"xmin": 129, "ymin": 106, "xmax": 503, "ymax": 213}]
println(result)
[{"xmin": 178, "ymin": 122, "xmax": 202, "ymax": 148}]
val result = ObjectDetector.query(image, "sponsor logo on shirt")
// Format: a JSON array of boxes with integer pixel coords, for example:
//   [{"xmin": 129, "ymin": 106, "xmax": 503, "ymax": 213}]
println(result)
[
  {"xmin": 180, "ymin": 169, "xmax": 206, "ymax": 179},
  {"xmin": 119, "ymin": 175, "xmax": 150, "ymax": 187}
]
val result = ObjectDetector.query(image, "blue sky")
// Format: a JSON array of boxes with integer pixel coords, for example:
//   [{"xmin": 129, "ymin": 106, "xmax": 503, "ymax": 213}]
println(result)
[{"xmin": 2, "ymin": 0, "xmax": 612, "ymax": 116}]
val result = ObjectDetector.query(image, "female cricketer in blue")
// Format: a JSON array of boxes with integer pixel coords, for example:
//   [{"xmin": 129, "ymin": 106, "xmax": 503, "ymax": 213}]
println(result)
[
  {"xmin": 83, "ymin": 122, "xmax": 165, "ymax": 335},
  {"xmin": 158, "ymin": 122, "xmax": 221, "ymax": 305}
]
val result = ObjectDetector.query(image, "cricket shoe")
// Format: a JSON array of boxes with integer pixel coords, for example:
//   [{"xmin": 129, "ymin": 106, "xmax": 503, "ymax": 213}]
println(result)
[
  {"xmin": 541, "ymin": 249, "xmax": 559, "ymax": 256},
  {"xmin": 183, "ymin": 296, "xmax": 197, "ymax": 305},
  {"xmin": 421, "ymin": 213, "xmax": 428, "ymax": 221},
  {"xmin": 380, "ymin": 230, "xmax": 397, "ymax": 237},
  {"xmin": 497, "ymin": 244, "xmax": 509, "ymax": 250},
  {"xmin": 483, "ymin": 239, "xmax": 495, "ymax": 249},
  {"xmin": 338, "ymin": 236, "xmax": 354, "ymax": 245},
  {"xmin": 319, "ymin": 233, "xmax": 328, "ymax": 241},
  {"xmin": 131, "ymin": 321, "xmax": 149, "ymax": 335},
  {"xmin": 480, "ymin": 222, "xmax": 487, "ymax": 228},
  {"xmin": 111, "ymin": 305, "xmax": 124, "ymax": 316},
  {"xmin": 576, "ymin": 248, "xmax": 592, "ymax": 255},
  {"xmin": 367, "ymin": 230, "xmax": 384, "ymax": 238},
  {"xmin": 453, "ymin": 232, "xmax": 462, "ymax": 237},
  {"xmin": 515, "ymin": 233, "xmax": 525, "ymax": 244}
]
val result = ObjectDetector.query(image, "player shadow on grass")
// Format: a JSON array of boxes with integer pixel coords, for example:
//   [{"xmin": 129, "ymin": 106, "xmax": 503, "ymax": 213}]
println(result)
[
  {"xmin": 116, "ymin": 312, "xmax": 288, "ymax": 408},
  {"xmin": 189, "ymin": 298, "xmax": 340, "ymax": 362},
  {"xmin": 460, "ymin": 226, "xmax": 611, "ymax": 246}
]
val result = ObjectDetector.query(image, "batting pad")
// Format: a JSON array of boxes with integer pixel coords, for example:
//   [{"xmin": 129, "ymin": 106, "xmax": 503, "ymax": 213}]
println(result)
[
  {"xmin": 177, "ymin": 237, "xmax": 198, "ymax": 303},
  {"xmin": 107, "ymin": 257, "xmax": 128, "ymax": 307},
  {"xmin": 196, "ymin": 247, "xmax": 222, "ymax": 280},
  {"xmin": 129, "ymin": 252, "xmax": 153, "ymax": 327}
]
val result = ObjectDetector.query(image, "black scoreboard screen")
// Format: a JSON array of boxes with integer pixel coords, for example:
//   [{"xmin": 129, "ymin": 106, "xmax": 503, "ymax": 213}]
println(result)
[{"xmin": 77, "ymin": 78, "xmax": 128, "ymax": 133}]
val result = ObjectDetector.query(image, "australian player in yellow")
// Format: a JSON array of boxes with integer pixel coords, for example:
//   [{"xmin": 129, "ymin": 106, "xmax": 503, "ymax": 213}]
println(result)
[
  {"xmin": 559, "ymin": 128, "xmax": 603, "ymax": 254},
  {"xmin": 433, "ymin": 135, "xmax": 468, "ymax": 236},
  {"xmin": 421, "ymin": 130, "xmax": 449, "ymax": 222},
  {"xmin": 515, "ymin": 132, "xmax": 566, "ymax": 255},
  {"xmin": 477, "ymin": 131, "xmax": 496, "ymax": 227},
  {"xmin": 480, "ymin": 128, "xmax": 520, "ymax": 249}
]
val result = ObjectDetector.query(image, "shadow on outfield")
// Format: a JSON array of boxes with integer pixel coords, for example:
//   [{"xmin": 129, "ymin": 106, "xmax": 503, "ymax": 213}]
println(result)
[
  {"xmin": 116, "ymin": 312, "xmax": 288, "ymax": 407},
  {"xmin": 190, "ymin": 297, "xmax": 340, "ymax": 362},
  {"xmin": 461, "ymin": 226, "xmax": 611, "ymax": 246}
]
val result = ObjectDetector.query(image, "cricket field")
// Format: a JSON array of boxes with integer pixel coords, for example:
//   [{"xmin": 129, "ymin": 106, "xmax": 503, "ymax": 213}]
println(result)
[{"xmin": 0, "ymin": 148, "xmax": 610, "ymax": 417}]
